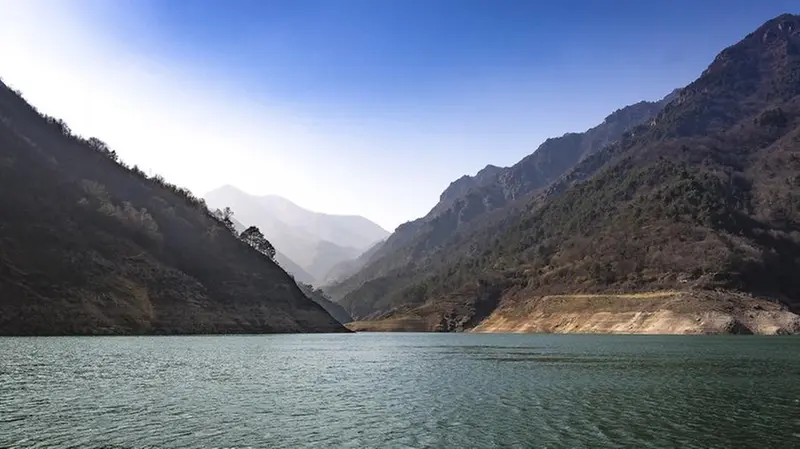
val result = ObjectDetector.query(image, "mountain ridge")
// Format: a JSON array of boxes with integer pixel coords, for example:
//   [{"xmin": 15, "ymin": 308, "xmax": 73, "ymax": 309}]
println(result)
[
  {"xmin": 204, "ymin": 185, "xmax": 388, "ymax": 284},
  {"xmin": 330, "ymin": 13, "xmax": 800, "ymax": 334},
  {"xmin": 326, "ymin": 90, "xmax": 679, "ymax": 303}
]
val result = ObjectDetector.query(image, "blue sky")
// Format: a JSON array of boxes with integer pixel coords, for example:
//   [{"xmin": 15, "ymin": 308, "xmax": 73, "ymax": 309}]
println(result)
[{"xmin": 0, "ymin": 0, "xmax": 796, "ymax": 230}]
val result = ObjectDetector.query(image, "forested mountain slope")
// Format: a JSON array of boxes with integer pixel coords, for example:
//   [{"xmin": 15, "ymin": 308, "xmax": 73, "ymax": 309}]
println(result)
[
  {"xmin": 340, "ymin": 14, "xmax": 800, "ymax": 334},
  {"xmin": 327, "ymin": 91, "xmax": 676, "ymax": 302},
  {"xmin": 0, "ymin": 79, "xmax": 346, "ymax": 335}
]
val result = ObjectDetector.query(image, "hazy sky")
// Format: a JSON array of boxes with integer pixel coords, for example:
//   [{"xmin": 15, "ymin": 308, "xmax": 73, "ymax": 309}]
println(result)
[{"xmin": 0, "ymin": 0, "xmax": 795, "ymax": 230}]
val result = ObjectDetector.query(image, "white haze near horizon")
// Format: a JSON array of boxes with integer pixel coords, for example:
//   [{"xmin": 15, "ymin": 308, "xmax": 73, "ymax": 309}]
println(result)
[
  {"xmin": 0, "ymin": 1, "xmax": 632, "ymax": 231},
  {"xmin": 0, "ymin": 0, "xmax": 482, "ymax": 232}
]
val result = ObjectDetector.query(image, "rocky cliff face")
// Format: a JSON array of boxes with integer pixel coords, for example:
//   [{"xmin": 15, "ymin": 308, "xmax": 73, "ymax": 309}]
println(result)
[{"xmin": 0, "ymin": 80, "xmax": 347, "ymax": 335}]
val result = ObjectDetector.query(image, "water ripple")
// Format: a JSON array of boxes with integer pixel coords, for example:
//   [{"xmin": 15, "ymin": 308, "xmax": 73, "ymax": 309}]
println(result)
[{"xmin": 1, "ymin": 334, "xmax": 799, "ymax": 448}]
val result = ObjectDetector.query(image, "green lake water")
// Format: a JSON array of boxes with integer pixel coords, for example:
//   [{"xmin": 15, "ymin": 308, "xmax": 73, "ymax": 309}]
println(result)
[{"xmin": 1, "ymin": 333, "xmax": 799, "ymax": 448}]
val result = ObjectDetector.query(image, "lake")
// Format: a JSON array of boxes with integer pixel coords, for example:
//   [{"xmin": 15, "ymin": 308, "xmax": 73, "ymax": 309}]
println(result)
[{"xmin": 1, "ymin": 333, "xmax": 799, "ymax": 448}]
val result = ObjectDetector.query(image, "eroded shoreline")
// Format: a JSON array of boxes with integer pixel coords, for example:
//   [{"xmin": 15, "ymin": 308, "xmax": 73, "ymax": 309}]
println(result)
[{"xmin": 346, "ymin": 290, "xmax": 800, "ymax": 335}]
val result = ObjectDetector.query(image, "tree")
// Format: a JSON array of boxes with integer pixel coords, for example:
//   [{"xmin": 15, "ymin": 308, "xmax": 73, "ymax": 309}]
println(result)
[
  {"xmin": 240, "ymin": 225, "xmax": 276, "ymax": 261},
  {"xmin": 86, "ymin": 137, "xmax": 117, "ymax": 160},
  {"xmin": 213, "ymin": 207, "xmax": 236, "ymax": 233},
  {"xmin": 48, "ymin": 117, "xmax": 71, "ymax": 136}
]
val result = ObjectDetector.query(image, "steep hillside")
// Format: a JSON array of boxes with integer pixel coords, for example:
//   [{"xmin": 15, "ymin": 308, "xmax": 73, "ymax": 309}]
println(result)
[
  {"xmin": 275, "ymin": 251, "xmax": 316, "ymax": 285},
  {"xmin": 0, "ymin": 79, "xmax": 347, "ymax": 335},
  {"xmin": 327, "ymin": 87, "xmax": 676, "ymax": 302},
  {"xmin": 298, "ymin": 282, "xmax": 353, "ymax": 325},
  {"xmin": 230, "ymin": 216, "xmax": 315, "ymax": 285},
  {"xmin": 320, "ymin": 239, "xmax": 385, "ymax": 286},
  {"xmin": 204, "ymin": 185, "xmax": 387, "ymax": 283},
  {"xmin": 338, "ymin": 13, "xmax": 800, "ymax": 334},
  {"xmin": 305, "ymin": 240, "xmax": 361, "ymax": 282}
]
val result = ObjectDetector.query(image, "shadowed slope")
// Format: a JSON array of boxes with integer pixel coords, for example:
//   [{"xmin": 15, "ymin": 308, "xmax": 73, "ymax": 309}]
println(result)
[{"xmin": 0, "ymin": 80, "xmax": 347, "ymax": 335}]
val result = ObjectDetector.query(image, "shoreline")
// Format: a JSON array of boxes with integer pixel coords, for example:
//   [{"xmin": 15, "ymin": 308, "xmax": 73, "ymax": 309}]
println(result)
[{"xmin": 345, "ymin": 290, "xmax": 800, "ymax": 335}]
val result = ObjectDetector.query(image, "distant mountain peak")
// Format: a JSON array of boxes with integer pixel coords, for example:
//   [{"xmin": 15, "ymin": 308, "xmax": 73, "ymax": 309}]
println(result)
[
  {"xmin": 211, "ymin": 183, "xmax": 243, "ymax": 193},
  {"xmin": 205, "ymin": 187, "xmax": 387, "ymax": 231},
  {"xmin": 204, "ymin": 185, "xmax": 388, "ymax": 284}
]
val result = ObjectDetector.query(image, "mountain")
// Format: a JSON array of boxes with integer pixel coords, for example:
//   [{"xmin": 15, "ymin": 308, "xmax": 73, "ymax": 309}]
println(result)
[
  {"xmin": 231, "ymin": 213, "xmax": 350, "ymax": 317},
  {"xmin": 0, "ymin": 79, "xmax": 347, "ymax": 335},
  {"xmin": 320, "ymin": 239, "xmax": 385, "ymax": 286},
  {"xmin": 274, "ymin": 251, "xmax": 316, "ymax": 285},
  {"xmin": 338, "ymin": 13, "xmax": 800, "ymax": 335},
  {"xmin": 204, "ymin": 185, "xmax": 388, "ymax": 283},
  {"xmin": 256, "ymin": 194, "xmax": 388, "ymax": 249},
  {"xmin": 229, "ymin": 216, "xmax": 316, "ymax": 284},
  {"xmin": 297, "ymin": 282, "xmax": 353, "ymax": 325},
  {"xmin": 326, "ymin": 88, "xmax": 677, "ymax": 302}
]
